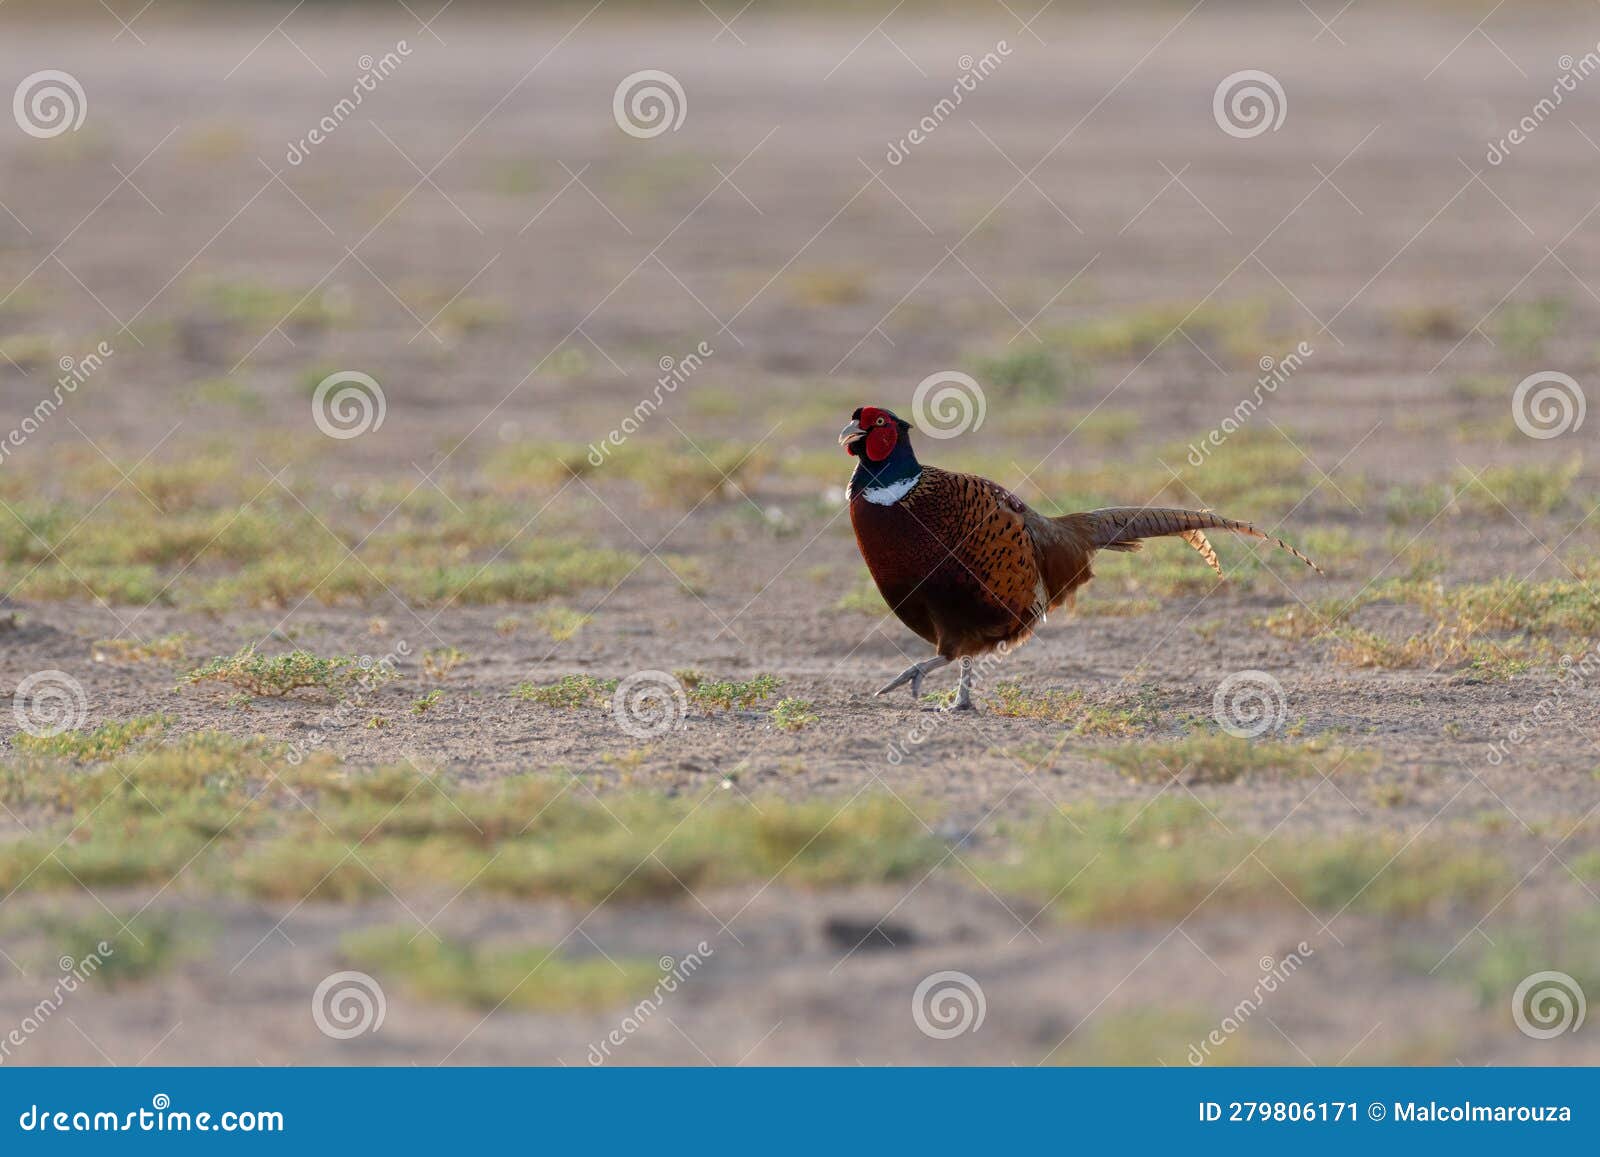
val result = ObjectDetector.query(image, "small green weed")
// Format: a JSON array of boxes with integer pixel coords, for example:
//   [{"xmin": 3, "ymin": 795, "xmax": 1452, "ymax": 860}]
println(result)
[{"xmin": 770, "ymin": 698, "xmax": 818, "ymax": 732}]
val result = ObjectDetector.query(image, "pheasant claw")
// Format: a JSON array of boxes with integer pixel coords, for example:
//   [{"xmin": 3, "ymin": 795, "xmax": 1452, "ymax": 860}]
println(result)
[{"xmin": 875, "ymin": 656, "xmax": 949, "ymax": 699}]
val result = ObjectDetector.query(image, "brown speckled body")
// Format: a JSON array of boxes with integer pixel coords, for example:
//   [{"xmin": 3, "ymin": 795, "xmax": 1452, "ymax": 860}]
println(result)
[{"xmin": 849, "ymin": 467, "xmax": 1096, "ymax": 659}]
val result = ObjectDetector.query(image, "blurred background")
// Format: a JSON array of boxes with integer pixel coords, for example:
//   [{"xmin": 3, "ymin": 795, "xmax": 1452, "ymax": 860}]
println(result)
[{"xmin": 1, "ymin": 0, "xmax": 1597, "ymax": 1066}]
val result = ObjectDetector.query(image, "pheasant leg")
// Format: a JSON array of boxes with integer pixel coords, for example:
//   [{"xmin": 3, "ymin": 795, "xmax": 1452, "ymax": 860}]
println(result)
[
  {"xmin": 875, "ymin": 655, "xmax": 950, "ymax": 699},
  {"xmin": 949, "ymin": 657, "xmax": 976, "ymax": 712}
]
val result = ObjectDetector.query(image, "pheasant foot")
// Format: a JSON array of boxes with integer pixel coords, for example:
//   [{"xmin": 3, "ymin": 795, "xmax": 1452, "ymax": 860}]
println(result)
[
  {"xmin": 947, "ymin": 657, "xmax": 977, "ymax": 712},
  {"xmin": 875, "ymin": 655, "xmax": 950, "ymax": 699}
]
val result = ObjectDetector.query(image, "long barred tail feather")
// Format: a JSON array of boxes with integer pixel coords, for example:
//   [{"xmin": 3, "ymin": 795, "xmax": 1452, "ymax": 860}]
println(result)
[
  {"xmin": 1077, "ymin": 506, "xmax": 1322, "ymax": 575},
  {"xmin": 1180, "ymin": 529, "xmax": 1222, "ymax": 575}
]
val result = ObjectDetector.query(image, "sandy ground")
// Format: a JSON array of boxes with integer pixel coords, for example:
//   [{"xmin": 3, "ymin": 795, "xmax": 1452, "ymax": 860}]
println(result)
[{"xmin": 1, "ymin": 3, "xmax": 1599, "ymax": 1065}]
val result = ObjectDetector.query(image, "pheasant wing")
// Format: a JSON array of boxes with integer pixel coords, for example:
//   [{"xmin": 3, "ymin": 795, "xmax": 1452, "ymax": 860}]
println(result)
[{"xmin": 899, "ymin": 468, "xmax": 1047, "ymax": 647}]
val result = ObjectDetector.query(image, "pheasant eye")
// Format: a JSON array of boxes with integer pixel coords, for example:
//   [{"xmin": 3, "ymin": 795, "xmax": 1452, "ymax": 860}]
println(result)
[{"xmin": 875, "ymin": 416, "xmax": 885, "ymax": 426}]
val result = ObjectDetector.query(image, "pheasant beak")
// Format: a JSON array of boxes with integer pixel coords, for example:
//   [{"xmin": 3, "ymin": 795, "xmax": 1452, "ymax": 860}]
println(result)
[{"xmin": 838, "ymin": 419, "xmax": 866, "ymax": 449}]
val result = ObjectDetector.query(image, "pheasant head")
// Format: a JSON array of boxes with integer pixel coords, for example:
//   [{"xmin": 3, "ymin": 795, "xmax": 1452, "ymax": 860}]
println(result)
[{"xmin": 839, "ymin": 406, "xmax": 920, "ymax": 499}]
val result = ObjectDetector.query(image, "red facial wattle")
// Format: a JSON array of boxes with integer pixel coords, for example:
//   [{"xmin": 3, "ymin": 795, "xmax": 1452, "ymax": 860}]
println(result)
[{"xmin": 864, "ymin": 422, "xmax": 898, "ymax": 461}]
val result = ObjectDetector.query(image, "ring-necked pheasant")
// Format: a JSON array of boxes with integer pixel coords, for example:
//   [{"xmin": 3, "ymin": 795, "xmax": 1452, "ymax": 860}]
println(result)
[{"xmin": 840, "ymin": 406, "xmax": 1320, "ymax": 710}]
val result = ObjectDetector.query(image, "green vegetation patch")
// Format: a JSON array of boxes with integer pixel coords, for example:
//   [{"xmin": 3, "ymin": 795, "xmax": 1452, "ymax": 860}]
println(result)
[
  {"xmin": 1260, "ymin": 575, "xmax": 1598, "ymax": 680},
  {"xmin": 1458, "ymin": 460, "xmax": 1582, "ymax": 518},
  {"xmin": 44, "ymin": 911, "xmax": 212, "ymax": 986},
  {"xmin": 191, "ymin": 276, "xmax": 349, "ymax": 331},
  {"xmin": 0, "ymin": 734, "xmax": 945, "ymax": 906},
  {"xmin": 688, "ymin": 674, "xmax": 782, "ymax": 711},
  {"xmin": 92, "ymin": 634, "xmax": 190, "ymax": 664},
  {"xmin": 770, "ymin": 698, "xmax": 818, "ymax": 732},
  {"xmin": 514, "ymin": 672, "xmax": 782, "ymax": 714},
  {"xmin": 534, "ymin": 606, "xmax": 590, "ymax": 642},
  {"xmin": 2, "ymin": 486, "xmax": 639, "ymax": 610},
  {"xmin": 1050, "ymin": 300, "xmax": 1268, "ymax": 363},
  {"xmin": 12, "ymin": 714, "xmax": 170, "ymax": 762},
  {"xmin": 185, "ymin": 647, "xmax": 391, "ymax": 699},
  {"xmin": 342, "ymin": 926, "xmax": 658, "ymax": 1012},
  {"xmin": 487, "ymin": 439, "xmax": 769, "ymax": 509},
  {"xmin": 1095, "ymin": 733, "xmax": 1374, "ymax": 785},
  {"xmin": 1417, "ymin": 576, "xmax": 1600, "ymax": 637},
  {"xmin": 421, "ymin": 647, "xmax": 466, "ymax": 681},
  {"xmin": 1492, "ymin": 295, "xmax": 1567, "ymax": 358},
  {"xmin": 972, "ymin": 346, "xmax": 1073, "ymax": 399},
  {"xmin": 982, "ymin": 799, "xmax": 1506, "ymax": 924},
  {"xmin": 0, "ymin": 736, "xmax": 1513, "ymax": 936},
  {"xmin": 236, "ymin": 780, "xmax": 944, "ymax": 905},
  {"xmin": 1049, "ymin": 1006, "xmax": 1250, "ymax": 1066},
  {"xmin": 1419, "ymin": 913, "xmax": 1600, "ymax": 1024},
  {"xmin": 1325, "ymin": 626, "xmax": 1538, "ymax": 680},
  {"xmin": 514, "ymin": 674, "xmax": 618, "ymax": 707},
  {"xmin": 985, "ymin": 683, "xmax": 1160, "ymax": 736}
]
